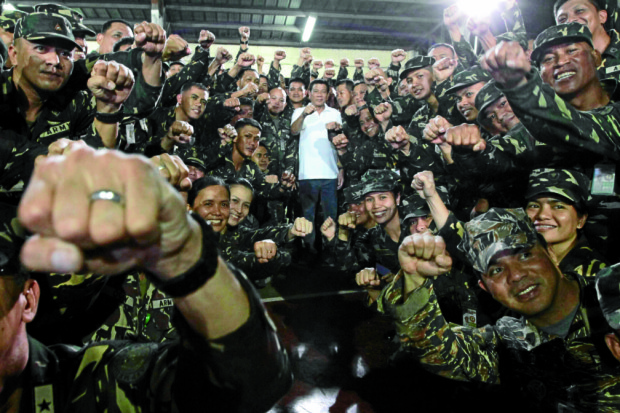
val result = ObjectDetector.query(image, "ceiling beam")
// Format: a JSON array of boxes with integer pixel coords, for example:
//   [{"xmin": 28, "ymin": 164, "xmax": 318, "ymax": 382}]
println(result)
[
  {"xmin": 181, "ymin": 37, "xmax": 415, "ymax": 51},
  {"xmin": 171, "ymin": 22, "xmax": 301, "ymax": 33},
  {"xmin": 165, "ymin": 5, "xmax": 439, "ymax": 24},
  {"xmin": 13, "ymin": 1, "xmax": 150, "ymax": 8}
]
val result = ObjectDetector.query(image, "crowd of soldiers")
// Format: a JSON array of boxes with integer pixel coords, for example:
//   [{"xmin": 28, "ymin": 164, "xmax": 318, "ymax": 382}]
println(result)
[{"xmin": 4, "ymin": 0, "xmax": 620, "ymax": 411}]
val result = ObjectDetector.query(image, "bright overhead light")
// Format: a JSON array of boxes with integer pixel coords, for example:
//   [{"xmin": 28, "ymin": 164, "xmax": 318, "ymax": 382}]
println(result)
[
  {"xmin": 302, "ymin": 16, "xmax": 316, "ymax": 42},
  {"xmin": 3, "ymin": 3, "xmax": 16, "ymax": 11},
  {"xmin": 458, "ymin": 0, "xmax": 497, "ymax": 17}
]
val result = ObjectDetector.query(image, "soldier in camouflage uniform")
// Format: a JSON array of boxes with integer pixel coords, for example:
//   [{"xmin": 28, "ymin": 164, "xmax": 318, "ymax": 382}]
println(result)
[
  {"xmin": 554, "ymin": 0, "xmax": 620, "ymax": 83},
  {"xmin": 0, "ymin": 12, "xmax": 134, "ymax": 151},
  {"xmin": 0, "ymin": 150, "xmax": 292, "ymax": 413},
  {"xmin": 596, "ymin": 263, "xmax": 620, "ymax": 362},
  {"xmin": 379, "ymin": 208, "xmax": 620, "ymax": 412},
  {"xmin": 34, "ymin": 4, "xmax": 95, "ymax": 59},
  {"xmin": 525, "ymin": 168, "xmax": 608, "ymax": 278},
  {"xmin": 0, "ymin": 8, "xmax": 28, "ymax": 68}
]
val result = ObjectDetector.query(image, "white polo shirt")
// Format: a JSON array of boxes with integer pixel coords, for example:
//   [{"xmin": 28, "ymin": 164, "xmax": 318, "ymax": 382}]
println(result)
[{"xmin": 292, "ymin": 105, "xmax": 342, "ymax": 180}]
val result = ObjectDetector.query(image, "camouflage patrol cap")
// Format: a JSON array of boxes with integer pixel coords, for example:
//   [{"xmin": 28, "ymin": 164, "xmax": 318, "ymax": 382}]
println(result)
[
  {"xmin": 14, "ymin": 11, "xmax": 82, "ymax": 51},
  {"xmin": 399, "ymin": 56, "xmax": 435, "ymax": 80},
  {"xmin": 475, "ymin": 80, "xmax": 504, "ymax": 124},
  {"xmin": 457, "ymin": 208, "xmax": 539, "ymax": 274},
  {"xmin": 360, "ymin": 169, "xmax": 401, "ymax": 196},
  {"xmin": 400, "ymin": 195, "xmax": 430, "ymax": 222},
  {"xmin": 343, "ymin": 182, "xmax": 366, "ymax": 205},
  {"xmin": 525, "ymin": 168, "xmax": 591, "ymax": 207},
  {"xmin": 0, "ymin": 9, "xmax": 28, "ymax": 32},
  {"xmin": 445, "ymin": 65, "xmax": 492, "ymax": 95},
  {"xmin": 0, "ymin": 203, "xmax": 25, "ymax": 276},
  {"xmin": 35, "ymin": 4, "xmax": 96, "ymax": 37},
  {"xmin": 182, "ymin": 156, "xmax": 206, "ymax": 172},
  {"xmin": 496, "ymin": 31, "xmax": 529, "ymax": 52},
  {"xmin": 531, "ymin": 23, "xmax": 594, "ymax": 65},
  {"xmin": 596, "ymin": 263, "xmax": 620, "ymax": 330}
]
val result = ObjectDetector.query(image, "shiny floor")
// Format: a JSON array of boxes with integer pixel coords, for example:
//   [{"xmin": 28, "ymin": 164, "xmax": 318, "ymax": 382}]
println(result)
[{"xmin": 259, "ymin": 258, "xmax": 498, "ymax": 413}]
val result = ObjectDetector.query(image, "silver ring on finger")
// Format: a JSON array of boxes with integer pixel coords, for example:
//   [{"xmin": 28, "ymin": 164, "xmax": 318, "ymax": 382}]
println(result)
[{"xmin": 90, "ymin": 189, "xmax": 124, "ymax": 206}]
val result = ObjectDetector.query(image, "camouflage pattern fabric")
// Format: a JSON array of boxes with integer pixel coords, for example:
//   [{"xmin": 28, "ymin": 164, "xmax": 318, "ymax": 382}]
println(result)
[
  {"xmin": 457, "ymin": 207, "xmax": 538, "ymax": 274},
  {"xmin": 159, "ymin": 45, "xmax": 213, "ymax": 108},
  {"xmin": 257, "ymin": 109, "xmax": 296, "ymax": 177},
  {"xmin": 445, "ymin": 65, "xmax": 492, "ymax": 96},
  {"xmin": 531, "ymin": 23, "xmax": 593, "ymax": 65},
  {"xmin": 525, "ymin": 168, "xmax": 591, "ymax": 205},
  {"xmin": 596, "ymin": 262, "xmax": 620, "ymax": 330},
  {"xmin": 474, "ymin": 80, "xmax": 504, "ymax": 125},
  {"xmin": 599, "ymin": 29, "xmax": 620, "ymax": 83},
  {"xmin": 377, "ymin": 273, "xmax": 620, "ymax": 412},
  {"xmin": 399, "ymin": 56, "xmax": 435, "ymax": 81},
  {"xmin": 0, "ymin": 9, "xmax": 28, "ymax": 31},
  {"xmin": 338, "ymin": 127, "xmax": 398, "ymax": 184},
  {"xmin": 359, "ymin": 168, "xmax": 400, "ymax": 195},
  {"xmin": 89, "ymin": 272, "xmax": 177, "ymax": 343},
  {"xmin": 20, "ymin": 265, "xmax": 292, "ymax": 412}
]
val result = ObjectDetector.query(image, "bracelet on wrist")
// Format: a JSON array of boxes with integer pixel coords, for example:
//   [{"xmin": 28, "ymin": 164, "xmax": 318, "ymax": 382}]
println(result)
[
  {"xmin": 240, "ymin": 40, "xmax": 249, "ymax": 45},
  {"xmin": 95, "ymin": 107, "xmax": 124, "ymax": 124},
  {"xmin": 145, "ymin": 212, "xmax": 220, "ymax": 298}
]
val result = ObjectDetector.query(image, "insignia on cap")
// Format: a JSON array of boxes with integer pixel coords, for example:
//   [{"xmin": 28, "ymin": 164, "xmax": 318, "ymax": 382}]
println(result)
[{"xmin": 55, "ymin": 23, "xmax": 62, "ymax": 31}]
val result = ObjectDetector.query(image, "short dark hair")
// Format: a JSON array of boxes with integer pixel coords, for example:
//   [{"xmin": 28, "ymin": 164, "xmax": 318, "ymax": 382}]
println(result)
[
  {"xmin": 353, "ymin": 80, "xmax": 366, "ymax": 89},
  {"xmin": 554, "ymin": 0, "xmax": 602, "ymax": 15},
  {"xmin": 268, "ymin": 86, "xmax": 287, "ymax": 95},
  {"xmin": 256, "ymin": 142, "xmax": 271, "ymax": 155},
  {"xmin": 288, "ymin": 77, "xmax": 307, "ymax": 89},
  {"xmin": 238, "ymin": 98, "xmax": 255, "ymax": 108},
  {"xmin": 226, "ymin": 177, "xmax": 254, "ymax": 197},
  {"xmin": 428, "ymin": 43, "xmax": 456, "ymax": 57},
  {"xmin": 169, "ymin": 61, "xmax": 186, "ymax": 69},
  {"xmin": 112, "ymin": 36, "xmax": 134, "ymax": 52},
  {"xmin": 259, "ymin": 74, "xmax": 268, "ymax": 80},
  {"xmin": 336, "ymin": 79, "xmax": 354, "ymax": 92},
  {"xmin": 309, "ymin": 79, "xmax": 329, "ymax": 93},
  {"xmin": 187, "ymin": 176, "xmax": 228, "ymax": 207},
  {"xmin": 234, "ymin": 117, "xmax": 262, "ymax": 133},
  {"xmin": 101, "ymin": 19, "xmax": 133, "ymax": 35},
  {"xmin": 238, "ymin": 67, "xmax": 259, "ymax": 79},
  {"xmin": 180, "ymin": 82, "xmax": 208, "ymax": 94}
]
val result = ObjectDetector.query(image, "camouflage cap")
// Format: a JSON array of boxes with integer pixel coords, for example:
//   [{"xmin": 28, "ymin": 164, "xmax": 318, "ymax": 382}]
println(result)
[
  {"xmin": 399, "ymin": 56, "xmax": 435, "ymax": 80},
  {"xmin": 35, "ymin": 4, "xmax": 96, "ymax": 37},
  {"xmin": 182, "ymin": 155, "xmax": 206, "ymax": 171},
  {"xmin": 445, "ymin": 65, "xmax": 492, "ymax": 95},
  {"xmin": 531, "ymin": 23, "xmax": 594, "ymax": 65},
  {"xmin": 496, "ymin": 31, "xmax": 529, "ymax": 52},
  {"xmin": 457, "ymin": 208, "xmax": 539, "ymax": 274},
  {"xmin": 360, "ymin": 169, "xmax": 401, "ymax": 196},
  {"xmin": 525, "ymin": 168, "xmax": 591, "ymax": 207},
  {"xmin": 0, "ymin": 9, "xmax": 28, "ymax": 32},
  {"xmin": 475, "ymin": 80, "xmax": 504, "ymax": 124},
  {"xmin": 596, "ymin": 263, "xmax": 620, "ymax": 330},
  {"xmin": 14, "ymin": 11, "xmax": 82, "ymax": 51},
  {"xmin": 343, "ymin": 181, "xmax": 366, "ymax": 205},
  {"xmin": 0, "ymin": 203, "xmax": 25, "ymax": 276},
  {"xmin": 400, "ymin": 195, "xmax": 430, "ymax": 222}
]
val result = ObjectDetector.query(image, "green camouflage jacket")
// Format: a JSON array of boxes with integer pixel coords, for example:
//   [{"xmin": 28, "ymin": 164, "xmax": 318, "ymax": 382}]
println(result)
[
  {"xmin": 159, "ymin": 45, "xmax": 213, "ymax": 108},
  {"xmin": 19, "ymin": 266, "xmax": 292, "ymax": 413},
  {"xmin": 377, "ymin": 272, "xmax": 620, "ymax": 412},
  {"xmin": 257, "ymin": 109, "xmax": 297, "ymax": 177}
]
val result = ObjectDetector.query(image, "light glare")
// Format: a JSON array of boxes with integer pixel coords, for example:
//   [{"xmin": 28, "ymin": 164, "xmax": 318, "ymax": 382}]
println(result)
[
  {"xmin": 302, "ymin": 16, "xmax": 316, "ymax": 42},
  {"xmin": 458, "ymin": 0, "xmax": 497, "ymax": 17},
  {"xmin": 3, "ymin": 3, "xmax": 16, "ymax": 10}
]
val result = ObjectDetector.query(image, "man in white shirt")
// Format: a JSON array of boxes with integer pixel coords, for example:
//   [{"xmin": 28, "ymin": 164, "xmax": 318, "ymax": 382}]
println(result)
[{"xmin": 291, "ymin": 79, "xmax": 342, "ymax": 252}]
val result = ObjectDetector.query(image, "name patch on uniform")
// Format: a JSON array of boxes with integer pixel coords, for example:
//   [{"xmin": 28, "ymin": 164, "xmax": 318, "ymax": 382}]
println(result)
[
  {"xmin": 39, "ymin": 122, "xmax": 70, "ymax": 138},
  {"xmin": 152, "ymin": 298, "xmax": 174, "ymax": 309},
  {"xmin": 606, "ymin": 65, "xmax": 620, "ymax": 74}
]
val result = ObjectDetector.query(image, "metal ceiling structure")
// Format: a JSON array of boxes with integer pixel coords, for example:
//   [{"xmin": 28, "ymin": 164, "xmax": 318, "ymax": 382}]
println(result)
[{"xmin": 12, "ymin": 0, "xmax": 453, "ymax": 51}]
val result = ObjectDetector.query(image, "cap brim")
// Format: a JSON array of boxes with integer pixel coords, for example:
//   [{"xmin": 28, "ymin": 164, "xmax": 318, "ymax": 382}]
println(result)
[
  {"xmin": 403, "ymin": 211, "xmax": 430, "ymax": 221},
  {"xmin": 524, "ymin": 188, "xmax": 578, "ymax": 204},
  {"xmin": 73, "ymin": 22, "xmax": 96, "ymax": 37},
  {"xmin": 399, "ymin": 66, "xmax": 430, "ymax": 80},
  {"xmin": 363, "ymin": 182, "xmax": 395, "ymax": 196},
  {"xmin": 26, "ymin": 33, "xmax": 82, "ymax": 52},
  {"xmin": 445, "ymin": 81, "xmax": 475, "ymax": 95},
  {"xmin": 532, "ymin": 36, "xmax": 593, "ymax": 65}
]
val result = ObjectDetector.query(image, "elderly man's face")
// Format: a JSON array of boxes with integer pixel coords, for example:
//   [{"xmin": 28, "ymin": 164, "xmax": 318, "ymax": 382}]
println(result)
[
  {"xmin": 10, "ymin": 39, "xmax": 74, "ymax": 92},
  {"xmin": 97, "ymin": 22, "xmax": 132, "ymax": 55},
  {"xmin": 480, "ymin": 243, "xmax": 563, "ymax": 323},
  {"xmin": 539, "ymin": 41, "xmax": 599, "ymax": 98}
]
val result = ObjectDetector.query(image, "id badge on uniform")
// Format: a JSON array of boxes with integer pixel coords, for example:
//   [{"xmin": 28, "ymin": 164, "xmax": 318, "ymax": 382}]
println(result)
[
  {"xmin": 591, "ymin": 163, "xmax": 616, "ymax": 196},
  {"xmin": 126, "ymin": 123, "xmax": 136, "ymax": 145},
  {"xmin": 463, "ymin": 308, "xmax": 477, "ymax": 328}
]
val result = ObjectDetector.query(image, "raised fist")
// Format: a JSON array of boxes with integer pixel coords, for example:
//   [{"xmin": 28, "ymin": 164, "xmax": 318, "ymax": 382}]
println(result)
[
  {"xmin": 312, "ymin": 60, "xmax": 324, "ymax": 70},
  {"xmin": 236, "ymin": 53, "xmax": 256, "ymax": 67},
  {"xmin": 374, "ymin": 102, "xmax": 392, "ymax": 122},
  {"xmin": 238, "ymin": 26, "xmax": 250, "ymax": 41},
  {"xmin": 324, "ymin": 59, "xmax": 335, "ymax": 69},
  {"xmin": 368, "ymin": 57, "xmax": 380, "ymax": 70},
  {"xmin": 254, "ymin": 240, "xmax": 277, "ymax": 263},
  {"xmin": 354, "ymin": 58, "xmax": 364, "ymax": 68},
  {"xmin": 218, "ymin": 124, "xmax": 237, "ymax": 145},
  {"xmin": 274, "ymin": 49, "xmax": 287, "ymax": 61},
  {"xmin": 162, "ymin": 34, "xmax": 190, "ymax": 62},
  {"xmin": 385, "ymin": 125, "xmax": 410, "ymax": 151},
  {"xmin": 198, "ymin": 30, "xmax": 216, "ymax": 49},
  {"xmin": 443, "ymin": 4, "xmax": 462, "ymax": 27},
  {"xmin": 480, "ymin": 41, "xmax": 531, "ymax": 88},
  {"xmin": 340, "ymin": 58, "xmax": 350, "ymax": 67},
  {"xmin": 215, "ymin": 47, "xmax": 232, "ymax": 64},
  {"xmin": 88, "ymin": 60, "xmax": 135, "ymax": 109},
  {"xmin": 166, "ymin": 120, "xmax": 194, "ymax": 145},
  {"xmin": 134, "ymin": 21, "xmax": 166, "ymax": 56},
  {"xmin": 391, "ymin": 49, "xmax": 406, "ymax": 64}
]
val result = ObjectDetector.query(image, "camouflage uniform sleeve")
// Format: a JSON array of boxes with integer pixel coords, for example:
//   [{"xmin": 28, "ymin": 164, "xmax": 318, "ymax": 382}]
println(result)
[
  {"xmin": 452, "ymin": 37, "xmax": 479, "ymax": 69},
  {"xmin": 353, "ymin": 67, "xmax": 364, "ymax": 82},
  {"xmin": 291, "ymin": 64, "xmax": 311, "ymax": 86},
  {"xmin": 377, "ymin": 273, "xmax": 501, "ymax": 384},
  {"xmin": 333, "ymin": 227, "xmax": 377, "ymax": 274},
  {"xmin": 213, "ymin": 70, "xmax": 238, "ymax": 94},
  {"xmin": 390, "ymin": 95, "xmax": 423, "ymax": 127},
  {"xmin": 71, "ymin": 92, "xmax": 107, "ymax": 149},
  {"xmin": 337, "ymin": 66, "xmax": 349, "ymax": 81},
  {"xmin": 0, "ymin": 132, "xmax": 47, "ymax": 192},
  {"xmin": 267, "ymin": 62, "xmax": 281, "ymax": 90},
  {"xmin": 386, "ymin": 62, "xmax": 401, "ymax": 95},
  {"xmin": 501, "ymin": 2, "xmax": 527, "ymax": 43},
  {"xmin": 68, "ymin": 265, "xmax": 291, "ymax": 412},
  {"xmin": 436, "ymin": 211, "xmax": 472, "ymax": 266},
  {"xmin": 500, "ymin": 70, "xmax": 620, "ymax": 160},
  {"xmin": 159, "ymin": 46, "xmax": 212, "ymax": 108}
]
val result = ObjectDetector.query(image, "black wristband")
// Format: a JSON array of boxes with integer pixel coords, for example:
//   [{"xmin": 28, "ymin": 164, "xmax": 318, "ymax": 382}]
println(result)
[
  {"xmin": 240, "ymin": 40, "xmax": 249, "ymax": 45},
  {"xmin": 146, "ymin": 212, "xmax": 219, "ymax": 298},
  {"xmin": 95, "ymin": 107, "xmax": 124, "ymax": 124}
]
